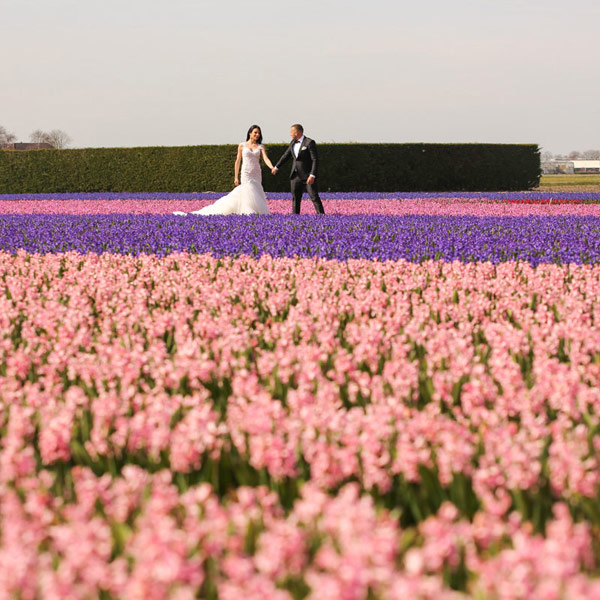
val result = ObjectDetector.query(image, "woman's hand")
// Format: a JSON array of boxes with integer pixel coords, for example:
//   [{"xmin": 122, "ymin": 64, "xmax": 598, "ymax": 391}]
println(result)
[{"xmin": 234, "ymin": 177, "xmax": 240, "ymax": 186}]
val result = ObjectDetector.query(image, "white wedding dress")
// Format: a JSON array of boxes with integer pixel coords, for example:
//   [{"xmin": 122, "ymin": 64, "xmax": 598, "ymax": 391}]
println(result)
[{"xmin": 174, "ymin": 144, "xmax": 270, "ymax": 216}]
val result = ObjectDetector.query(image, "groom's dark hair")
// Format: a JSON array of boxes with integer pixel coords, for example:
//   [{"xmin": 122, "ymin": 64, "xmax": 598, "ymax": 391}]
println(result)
[
  {"xmin": 291, "ymin": 124, "xmax": 304, "ymax": 133},
  {"xmin": 246, "ymin": 125, "xmax": 263, "ymax": 144}
]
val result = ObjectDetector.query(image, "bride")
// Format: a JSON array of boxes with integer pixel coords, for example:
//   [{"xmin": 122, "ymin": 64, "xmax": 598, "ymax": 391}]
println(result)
[{"xmin": 174, "ymin": 125, "xmax": 273, "ymax": 216}]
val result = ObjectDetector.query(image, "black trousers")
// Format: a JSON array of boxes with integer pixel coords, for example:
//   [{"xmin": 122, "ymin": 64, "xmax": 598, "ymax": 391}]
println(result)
[{"xmin": 291, "ymin": 176, "xmax": 325, "ymax": 214}]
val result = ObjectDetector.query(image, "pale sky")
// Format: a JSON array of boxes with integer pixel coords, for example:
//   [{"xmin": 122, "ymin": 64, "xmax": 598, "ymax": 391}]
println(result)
[{"xmin": 2, "ymin": 0, "xmax": 599, "ymax": 154}]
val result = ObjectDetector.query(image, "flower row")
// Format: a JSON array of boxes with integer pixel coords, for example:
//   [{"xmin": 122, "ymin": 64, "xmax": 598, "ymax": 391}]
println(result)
[
  {"xmin": 2, "ymin": 191, "xmax": 600, "ymax": 202},
  {"xmin": 3, "ymin": 198, "xmax": 600, "ymax": 216},
  {"xmin": 2, "ymin": 214, "xmax": 600, "ymax": 263},
  {"xmin": 3, "ymin": 252, "xmax": 600, "ymax": 597},
  {"xmin": 2, "ymin": 252, "xmax": 600, "ymax": 515},
  {"xmin": 3, "ymin": 468, "xmax": 599, "ymax": 600}
]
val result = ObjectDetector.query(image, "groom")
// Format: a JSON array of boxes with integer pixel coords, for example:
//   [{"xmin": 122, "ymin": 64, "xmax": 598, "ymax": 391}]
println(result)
[{"xmin": 271, "ymin": 124, "xmax": 325, "ymax": 214}]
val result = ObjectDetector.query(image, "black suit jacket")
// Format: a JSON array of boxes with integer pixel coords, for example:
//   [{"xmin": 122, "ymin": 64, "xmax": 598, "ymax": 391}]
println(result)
[{"xmin": 275, "ymin": 137, "xmax": 318, "ymax": 180}]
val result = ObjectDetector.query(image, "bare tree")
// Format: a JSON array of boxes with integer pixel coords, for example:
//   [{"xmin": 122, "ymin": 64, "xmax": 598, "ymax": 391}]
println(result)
[
  {"xmin": 0, "ymin": 125, "xmax": 17, "ymax": 146},
  {"xmin": 48, "ymin": 129, "xmax": 72, "ymax": 149},
  {"xmin": 582, "ymin": 149, "xmax": 600, "ymax": 160},
  {"xmin": 46, "ymin": 129, "xmax": 72, "ymax": 149},
  {"xmin": 29, "ymin": 128, "xmax": 72, "ymax": 148},
  {"xmin": 567, "ymin": 150, "xmax": 583, "ymax": 160},
  {"xmin": 541, "ymin": 150, "xmax": 554, "ymax": 161},
  {"xmin": 29, "ymin": 129, "xmax": 51, "ymax": 144}
]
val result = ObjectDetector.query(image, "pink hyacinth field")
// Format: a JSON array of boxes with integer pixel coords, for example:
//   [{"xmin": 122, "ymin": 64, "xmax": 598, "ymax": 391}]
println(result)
[
  {"xmin": 2, "ymin": 197, "xmax": 600, "ymax": 216},
  {"xmin": 2, "ymin": 247, "xmax": 600, "ymax": 599}
]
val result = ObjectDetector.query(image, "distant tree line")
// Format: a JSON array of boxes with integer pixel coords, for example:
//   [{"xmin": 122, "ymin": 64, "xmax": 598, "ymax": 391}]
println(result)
[
  {"xmin": 0, "ymin": 124, "xmax": 72, "ymax": 149},
  {"xmin": 541, "ymin": 149, "xmax": 600, "ymax": 161}
]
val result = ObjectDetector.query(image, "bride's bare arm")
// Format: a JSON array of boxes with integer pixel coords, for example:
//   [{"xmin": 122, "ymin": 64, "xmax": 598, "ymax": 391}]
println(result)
[
  {"xmin": 260, "ymin": 146, "xmax": 274, "ymax": 170},
  {"xmin": 234, "ymin": 144, "xmax": 243, "ymax": 185}
]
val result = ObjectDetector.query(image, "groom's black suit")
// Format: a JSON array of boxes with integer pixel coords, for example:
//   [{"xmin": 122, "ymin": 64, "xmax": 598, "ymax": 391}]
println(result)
[{"xmin": 274, "ymin": 137, "xmax": 325, "ymax": 214}]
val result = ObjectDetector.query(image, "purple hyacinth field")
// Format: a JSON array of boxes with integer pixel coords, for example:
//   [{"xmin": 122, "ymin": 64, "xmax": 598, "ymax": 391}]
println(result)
[{"xmin": 2, "ymin": 192, "xmax": 600, "ymax": 599}]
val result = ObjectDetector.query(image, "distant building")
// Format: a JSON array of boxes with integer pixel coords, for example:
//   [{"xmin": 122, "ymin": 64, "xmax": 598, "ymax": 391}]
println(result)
[
  {"xmin": 541, "ymin": 160, "xmax": 600, "ymax": 174},
  {"xmin": 572, "ymin": 160, "xmax": 600, "ymax": 174},
  {"xmin": 0, "ymin": 142, "xmax": 54, "ymax": 150},
  {"xmin": 541, "ymin": 161, "xmax": 574, "ymax": 174}
]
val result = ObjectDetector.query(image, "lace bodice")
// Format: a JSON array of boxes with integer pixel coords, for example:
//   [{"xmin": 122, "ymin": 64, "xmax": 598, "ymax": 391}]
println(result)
[{"xmin": 241, "ymin": 144, "xmax": 262, "ymax": 184}]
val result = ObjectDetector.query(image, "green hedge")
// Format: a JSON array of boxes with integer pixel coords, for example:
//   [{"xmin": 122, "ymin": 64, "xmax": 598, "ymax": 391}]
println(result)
[{"xmin": 0, "ymin": 143, "xmax": 540, "ymax": 193}]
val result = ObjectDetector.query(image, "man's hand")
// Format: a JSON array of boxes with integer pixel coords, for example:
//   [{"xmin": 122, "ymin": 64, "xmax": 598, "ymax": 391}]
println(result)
[
  {"xmin": 271, "ymin": 167, "xmax": 278, "ymax": 175},
  {"xmin": 307, "ymin": 175, "xmax": 315, "ymax": 185}
]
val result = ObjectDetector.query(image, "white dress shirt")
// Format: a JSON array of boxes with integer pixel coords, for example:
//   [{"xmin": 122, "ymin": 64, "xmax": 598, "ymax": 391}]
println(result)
[{"xmin": 293, "ymin": 135, "xmax": 305, "ymax": 158}]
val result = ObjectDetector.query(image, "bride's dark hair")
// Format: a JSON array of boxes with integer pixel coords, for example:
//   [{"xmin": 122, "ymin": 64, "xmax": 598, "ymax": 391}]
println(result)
[{"xmin": 246, "ymin": 125, "xmax": 263, "ymax": 144}]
